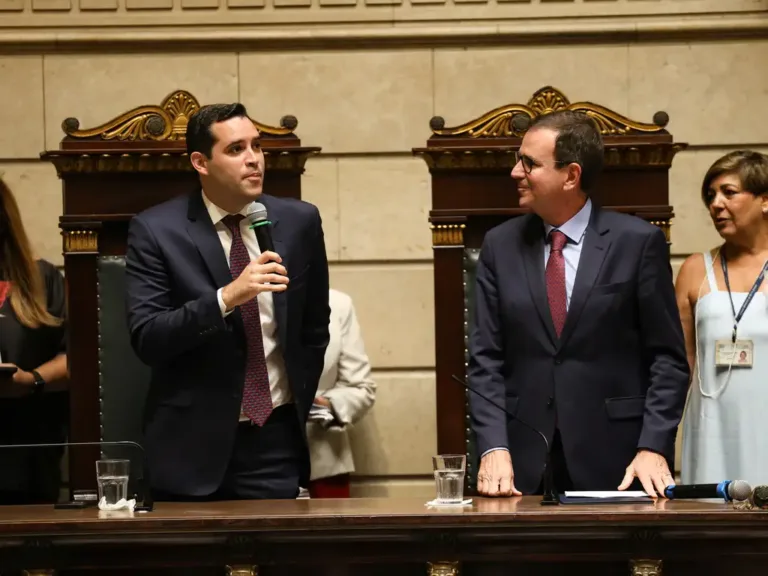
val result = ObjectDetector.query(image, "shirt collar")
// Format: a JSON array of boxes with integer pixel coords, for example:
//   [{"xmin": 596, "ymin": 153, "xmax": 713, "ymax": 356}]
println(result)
[
  {"xmin": 543, "ymin": 198, "xmax": 592, "ymax": 245},
  {"xmin": 202, "ymin": 190, "xmax": 250, "ymax": 226}
]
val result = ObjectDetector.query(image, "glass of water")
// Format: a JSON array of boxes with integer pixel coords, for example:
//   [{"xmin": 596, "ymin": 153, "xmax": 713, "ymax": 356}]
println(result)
[
  {"xmin": 96, "ymin": 459, "xmax": 130, "ymax": 506},
  {"xmin": 432, "ymin": 454, "xmax": 466, "ymax": 504}
]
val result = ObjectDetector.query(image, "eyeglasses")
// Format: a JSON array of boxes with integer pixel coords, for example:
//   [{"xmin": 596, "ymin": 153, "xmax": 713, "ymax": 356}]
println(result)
[{"xmin": 515, "ymin": 152, "xmax": 570, "ymax": 175}]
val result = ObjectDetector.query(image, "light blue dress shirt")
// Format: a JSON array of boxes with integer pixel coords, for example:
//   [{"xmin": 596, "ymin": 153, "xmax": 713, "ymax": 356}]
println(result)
[{"xmin": 480, "ymin": 199, "xmax": 592, "ymax": 460}]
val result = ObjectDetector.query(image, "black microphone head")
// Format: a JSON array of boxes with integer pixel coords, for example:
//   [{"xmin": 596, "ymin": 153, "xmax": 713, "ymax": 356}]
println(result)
[
  {"xmin": 728, "ymin": 480, "xmax": 752, "ymax": 501},
  {"xmin": 246, "ymin": 202, "xmax": 268, "ymax": 225}
]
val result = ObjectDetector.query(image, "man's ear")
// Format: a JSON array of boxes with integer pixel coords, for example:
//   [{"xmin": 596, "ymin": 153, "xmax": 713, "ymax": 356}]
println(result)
[
  {"xmin": 190, "ymin": 151, "xmax": 208, "ymax": 175},
  {"xmin": 563, "ymin": 162, "xmax": 582, "ymax": 193}
]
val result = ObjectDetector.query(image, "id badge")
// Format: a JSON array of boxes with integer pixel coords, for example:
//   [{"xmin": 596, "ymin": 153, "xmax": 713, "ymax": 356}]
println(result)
[{"xmin": 715, "ymin": 339, "xmax": 754, "ymax": 368}]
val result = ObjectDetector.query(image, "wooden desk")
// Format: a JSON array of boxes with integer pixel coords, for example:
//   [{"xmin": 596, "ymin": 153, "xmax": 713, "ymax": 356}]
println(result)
[{"xmin": 0, "ymin": 497, "xmax": 766, "ymax": 575}]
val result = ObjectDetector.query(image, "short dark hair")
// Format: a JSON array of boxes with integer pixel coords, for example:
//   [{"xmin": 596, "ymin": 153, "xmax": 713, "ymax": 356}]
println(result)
[
  {"xmin": 700, "ymin": 150, "xmax": 768, "ymax": 205},
  {"xmin": 186, "ymin": 102, "xmax": 250, "ymax": 158},
  {"xmin": 529, "ymin": 110, "xmax": 604, "ymax": 192}
]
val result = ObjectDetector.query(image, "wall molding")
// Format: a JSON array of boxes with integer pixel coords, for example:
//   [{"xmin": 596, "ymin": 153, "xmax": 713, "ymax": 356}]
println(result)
[{"xmin": 0, "ymin": 13, "xmax": 766, "ymax": 53}]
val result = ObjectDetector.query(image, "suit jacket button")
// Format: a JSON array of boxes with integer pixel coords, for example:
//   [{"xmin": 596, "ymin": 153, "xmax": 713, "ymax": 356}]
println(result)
[
  {"xmin": 554, "ymin": 358, "xmax": 562, "ymax": 365},
  {"xmin": 547, "ymin": 396, "xmax": 554, "ymax": 407}
]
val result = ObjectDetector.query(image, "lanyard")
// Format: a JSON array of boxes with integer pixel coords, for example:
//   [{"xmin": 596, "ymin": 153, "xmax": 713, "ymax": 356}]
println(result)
[{"xmin": 721, "ymin": 250, "xmax": 768, "ymax": 343}]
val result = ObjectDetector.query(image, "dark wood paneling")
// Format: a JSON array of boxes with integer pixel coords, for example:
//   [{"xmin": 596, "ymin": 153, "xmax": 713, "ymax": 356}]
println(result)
[{"xmin": 0, "ymin": 498, "xmax": 766, "ymax": 574}]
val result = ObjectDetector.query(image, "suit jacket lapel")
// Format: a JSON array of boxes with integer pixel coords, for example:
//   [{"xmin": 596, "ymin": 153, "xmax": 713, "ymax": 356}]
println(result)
[
  {"xmin": 522, "ymin": 216, "xmax": 557, "ymax": 346},
  {"xmin": 259, "ymin": 195, "xmax": 288, "ymax": 351},
  {"xmin": 186, "ymin": 191, "xmax": 233, "ymax": 290},
  {"xmin": 558, "ymin": 207, "xmax": 611, "ymax": 350}
]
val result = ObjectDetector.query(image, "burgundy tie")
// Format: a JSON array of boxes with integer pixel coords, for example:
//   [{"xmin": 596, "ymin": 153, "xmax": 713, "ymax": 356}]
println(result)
[
  {"xmin": 546, "ymin": 230, "xmax": 568, "ymax": 338},
  {"xmin": 223, "ymin": 215, "xmax": 273, "ymax": 426}
]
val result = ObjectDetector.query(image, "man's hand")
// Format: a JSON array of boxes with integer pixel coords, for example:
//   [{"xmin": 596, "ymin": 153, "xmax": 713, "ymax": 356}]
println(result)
[
  {"xmin": 477, "ymin": 450, "xmax": 522, "ymax": 497},
  {"xmin": 313, "ymin": 396, "xmax": 331, "ymax": 408},
  {"xmin": 0, "ymin": 364, "xmax": 33, "ymax": 398},
  {"xmin": 618, "ymin": 449, "xmax": 674, "ymax": 498},
  {"xmin": 221, "ymin": 251, "xmax": 288, "ymax": 310}
]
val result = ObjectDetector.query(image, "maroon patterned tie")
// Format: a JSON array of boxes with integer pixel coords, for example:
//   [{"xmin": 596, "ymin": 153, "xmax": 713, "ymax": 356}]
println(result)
[
  {"xmin": 223, "ymin": 215, "xmax": 273, "ymax": 426},
  {"xmin": 546, "ymin": 230, "xmax": 568, "ymax": 338}
]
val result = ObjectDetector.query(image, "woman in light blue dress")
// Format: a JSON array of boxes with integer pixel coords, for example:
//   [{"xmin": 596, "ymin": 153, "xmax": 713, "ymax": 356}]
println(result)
[{"xmin": 676, "ymin": 150, "xmax": 768, "ymax": 486}]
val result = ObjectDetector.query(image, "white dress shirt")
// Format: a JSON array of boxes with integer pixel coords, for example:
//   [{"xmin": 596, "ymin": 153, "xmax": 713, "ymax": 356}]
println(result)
[{"xmin": 202, "ymin": 191, "xmax": 292, "ymax": 414}]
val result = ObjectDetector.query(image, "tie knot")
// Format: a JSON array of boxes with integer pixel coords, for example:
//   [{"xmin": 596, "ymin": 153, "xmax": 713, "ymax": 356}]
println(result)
[
  {"xmin": 222, "ymin": 214, "xmax": 244, "ymax": 233},
  {"xmin": 549, "ymin": 230, "xmax": 567, "ymax": 252}
]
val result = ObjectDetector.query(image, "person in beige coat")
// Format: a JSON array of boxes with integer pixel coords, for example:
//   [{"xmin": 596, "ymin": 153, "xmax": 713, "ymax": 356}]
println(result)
[{"xmin": 307, "ymin": 289, "xmax": 376, "ymax": 498}]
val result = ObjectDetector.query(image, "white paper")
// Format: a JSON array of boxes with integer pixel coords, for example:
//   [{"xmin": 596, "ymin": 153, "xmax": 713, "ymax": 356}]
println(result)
[
  {"xmin": 564, "ymin": 491, "xmax": 649, "ymax": 499},
  {"xmin": 308, "ymin": 403, "xmax": 336, "ymax": 427},
  {"xmin": 426, "ymin": 498, "xmax": 473, "ymax": 507}
]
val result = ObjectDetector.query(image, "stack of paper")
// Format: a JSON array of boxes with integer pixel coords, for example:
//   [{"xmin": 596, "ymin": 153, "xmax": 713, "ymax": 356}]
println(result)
[
  {"xmin": 560, "ymin": 491, "xmax": 652, "ymax": 504},
  {"xmin": 308, "ymin": 402, "xmax": 335, "ymax": 428}
]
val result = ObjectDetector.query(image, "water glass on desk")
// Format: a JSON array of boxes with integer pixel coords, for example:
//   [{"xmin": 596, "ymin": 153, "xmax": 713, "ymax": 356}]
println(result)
[
  {"xmin": 432, "ymin": 455, "xmax": 466, "ymax": 504},
  {"xmin": 96, "ymin": 459, "xmax": 130, "ymax": 506}
]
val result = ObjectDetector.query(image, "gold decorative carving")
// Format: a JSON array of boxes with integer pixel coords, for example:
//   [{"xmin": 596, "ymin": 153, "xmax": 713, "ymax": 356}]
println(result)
[
  {"xmin": 432, "ymin": 224, "xmax": 465, "ymax": 247},
  {"xmin": 630, "ymin": 559, "xmax": 662, "ymax": 576},
  {"xmin": 427, "ymin": 561, "xmax": 459, "ymax": 576},
  {"xmin": 44, "ymin": 150, "xmax": 316, "ymax": 175},
  {"xmin": 226, "ymin": 566, "xmax": 258, "ymax": 576},
  {"xmin": 22, "ymin": 570, "xmax": 56, "ymax": 576},
  {"xmin": 63, "ymin": 230, "xmax": 98, "ymax": 253},
  {"xmin": 650, "ymin": 220, "xmax": 671, "ymax": 243},
  {"xmin": 61, "ymin": 90, "xmax": 295, "ymax": 141},
  {"xmin": 416, "ymin": 143, "xmax": 685, "ymax": 171},
  {"xmin": 433, "ymin": 86, "xmax": 667, "ymax": 138}
]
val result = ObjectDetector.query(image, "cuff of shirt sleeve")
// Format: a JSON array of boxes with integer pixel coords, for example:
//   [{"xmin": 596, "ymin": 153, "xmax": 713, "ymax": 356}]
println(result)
[
  {"xmin": 481, "ymin": 447, "xmax": 509, "ymax": 459},
  {"xmin": 217, "ymin": 288, "xmax": 234, "ymax": 318}
]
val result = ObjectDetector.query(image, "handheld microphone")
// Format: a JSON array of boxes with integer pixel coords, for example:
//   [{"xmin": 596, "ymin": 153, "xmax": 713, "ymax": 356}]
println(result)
[
  {"xmin": 663, "ymin": 480, "xmax": 751, "ymax": 502},
  {"xmin": 0, "ymin": 440, "xmax": 153, "ymax": 512},
  {"xmin": 450, "ymin": 374, "xmax": 558, "ymax": 505},
  {"xmin": 246, "ymin": 202, "xmax": 275, "ymax": 254}
]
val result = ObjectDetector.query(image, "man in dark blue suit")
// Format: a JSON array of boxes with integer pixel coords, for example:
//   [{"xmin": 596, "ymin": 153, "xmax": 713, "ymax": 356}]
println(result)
[
  {"xmin": 126, "ymin": 103, "xmax": 330, "ymax": 500},
  {"xmin": 468, "ymin": 110, "xmax": 689, "ymax": 498}
]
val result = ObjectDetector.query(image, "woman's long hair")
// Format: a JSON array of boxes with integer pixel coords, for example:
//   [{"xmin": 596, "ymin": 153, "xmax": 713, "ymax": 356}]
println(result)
[{"xmin": 0, "ymin": 176, "xmax": 62, "ymax": 328}]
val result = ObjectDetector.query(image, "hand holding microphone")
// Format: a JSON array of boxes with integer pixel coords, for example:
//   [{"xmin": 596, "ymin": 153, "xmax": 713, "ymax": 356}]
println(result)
[
  {"xmin": 221, "ymin": 202, "xmax": 288, "ymax": 310},
  {"xmin": 222, "ymin": 252, "xmax": 289, "ymax": 309}
]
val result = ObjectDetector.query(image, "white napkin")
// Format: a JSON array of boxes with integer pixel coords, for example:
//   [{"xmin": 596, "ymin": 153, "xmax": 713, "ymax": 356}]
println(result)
[
  {"xmin": 308, "ymin": 403, "xmax": 335, "ymax": 428},
  {"xmin": 426, "ymin": 498, "xmax": 472, "ymax": 507},
  {"xmin": 98, "ymin": 497, "xmax": 136, "ymax": 511}
]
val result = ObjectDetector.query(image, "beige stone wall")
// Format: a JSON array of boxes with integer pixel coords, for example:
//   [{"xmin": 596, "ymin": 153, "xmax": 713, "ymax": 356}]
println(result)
[{"xmin": 0, "ymin": 2, "xmax": 766, "ymax": 497}]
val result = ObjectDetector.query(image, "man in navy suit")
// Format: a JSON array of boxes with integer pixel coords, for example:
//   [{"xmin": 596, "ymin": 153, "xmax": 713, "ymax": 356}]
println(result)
[
  {"xmin": 468, "ymin": 110, "xmax": 689, "ymax": 498},
  {"xmin": 126, "ymin": 103, "xmax": 330, "ymax": 500}
]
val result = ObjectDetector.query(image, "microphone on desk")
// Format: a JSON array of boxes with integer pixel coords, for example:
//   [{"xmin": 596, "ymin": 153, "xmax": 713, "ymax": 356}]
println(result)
[
  {"xmin": 663, "ymin": 480, "xmax": 751, "ymax": 503},
  {"xmin": 0, "ymin": 440, "xmax": 153, "ymax": 512},
  {"xmin": 450, "ymin": 374, "xmax": 558, "ymax": 506}
]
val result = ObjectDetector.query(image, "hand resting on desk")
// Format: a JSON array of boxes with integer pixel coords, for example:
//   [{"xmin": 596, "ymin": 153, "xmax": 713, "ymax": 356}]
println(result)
[
  {"xmin": 477, "ymin": 450, "xmax": 522, "ymax": 497},
  {"xmin": 618, "ymin": 449, "xmax": 675, "ymax": 499}
]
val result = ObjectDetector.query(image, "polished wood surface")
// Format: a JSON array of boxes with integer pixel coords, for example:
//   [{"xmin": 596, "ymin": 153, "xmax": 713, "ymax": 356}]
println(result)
[
  {"xmin": 0, "ymin": 497, "xmax": 766, "ymax": 575},
  {"xmin": 0, "ymin": 497, "xmax": 765, "ymax": 532}
]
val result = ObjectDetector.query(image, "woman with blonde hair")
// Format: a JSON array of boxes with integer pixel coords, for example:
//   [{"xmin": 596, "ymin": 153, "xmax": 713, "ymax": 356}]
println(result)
[
  {"xmin": 676, "ymin": 150, "xmax": 768, "ymax": 485},
  {"xmin": 0, "ymin": 175, "xmax": 69, "ymax": 504}
]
